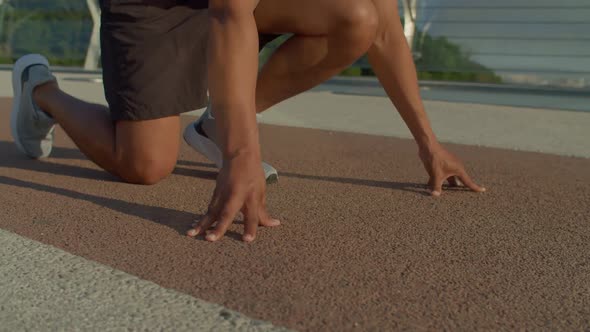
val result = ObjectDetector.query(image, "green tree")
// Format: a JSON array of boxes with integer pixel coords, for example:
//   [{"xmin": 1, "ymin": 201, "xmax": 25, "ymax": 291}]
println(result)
[{"xmin": 0, "ymin": 0, "xmax": 91, "ymax": 65}]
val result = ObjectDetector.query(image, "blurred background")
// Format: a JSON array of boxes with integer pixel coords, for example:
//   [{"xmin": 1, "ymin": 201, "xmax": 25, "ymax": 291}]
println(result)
[{"xmin": 0, "ymin": 0, "xmax": 588, "ymax": 109}]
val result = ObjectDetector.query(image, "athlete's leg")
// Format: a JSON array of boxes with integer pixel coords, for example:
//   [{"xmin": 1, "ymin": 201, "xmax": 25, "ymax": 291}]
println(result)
[
  {"xmin": 13, "ymin": 3, "xmax": 209, "ymax": 185},
  {"xmin": 253, "ymin": 0, "xmax": 379, "ymax": 112},
  {"xmin": 200, "ymin": 0, "xmax": 379, "ymax": 142},
  {"xmin": 33, "ymin": 80, "xmax": 180, "ymax": 185}
]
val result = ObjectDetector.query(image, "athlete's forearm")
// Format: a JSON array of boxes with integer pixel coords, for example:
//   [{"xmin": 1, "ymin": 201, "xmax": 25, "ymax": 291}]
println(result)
[
  {"xmin": 367, "ymin": 16, "xmax": 440, "ymax": 152},
  {"xmin": 207, "ymin": 0, "xmax": 261, "ymax": 160}
]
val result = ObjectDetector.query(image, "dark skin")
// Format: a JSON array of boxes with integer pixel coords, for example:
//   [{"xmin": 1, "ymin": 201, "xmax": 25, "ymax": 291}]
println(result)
[
  {"xmin": 366, "ymin": 0, "xmax": 484, "ymax": 196},
  {"xmin": 189, "ymin": 0, "xmax": 485, "ymax": 242},
  {"xmin": 29, "ymin": 0, "xmax": 482, "ymax": 245},
  {"xmin": 190, "ymin": 0, "xmax": 274, "ymax": 243}
]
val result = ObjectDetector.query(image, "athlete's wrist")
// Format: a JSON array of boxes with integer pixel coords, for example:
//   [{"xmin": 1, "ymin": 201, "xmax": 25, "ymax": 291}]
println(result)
[{"xmin": 417, "ymin": 135, "xmax": 441, "ymax": 155}]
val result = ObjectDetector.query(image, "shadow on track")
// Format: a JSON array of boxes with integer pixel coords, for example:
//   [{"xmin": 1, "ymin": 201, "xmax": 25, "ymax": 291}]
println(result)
[
  {"xmin": 0, "ymin": 175, "xmax": 199, "ymax": 235},
  {"xmin": 1, "ymin": 140, "xmax": 431, "ymax": 196}
]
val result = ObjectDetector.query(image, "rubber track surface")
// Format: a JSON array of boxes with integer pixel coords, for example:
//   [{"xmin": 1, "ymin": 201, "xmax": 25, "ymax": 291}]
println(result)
[{"xmin": 1, "ymin": 98, "xmax": 589, "ymax": 330}]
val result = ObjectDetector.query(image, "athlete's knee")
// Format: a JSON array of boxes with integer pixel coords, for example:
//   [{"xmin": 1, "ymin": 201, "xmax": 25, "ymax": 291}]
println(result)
[
  {"xmin": 117, "ymin": 154, "xmax": 176, "ymax": 185},
  {"xmin": 335, "ymin": 2, "xmax": 379, "ymax": 59},
  {"xmin": 348, "ymin": 1, "xmax": 379, "ymax": 39}
]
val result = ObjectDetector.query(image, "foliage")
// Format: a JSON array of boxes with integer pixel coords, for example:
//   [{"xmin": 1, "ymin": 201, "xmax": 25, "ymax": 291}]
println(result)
[
  {"xmin": 0, "ymin": 1, "xmax": 91, "ymax": 66},
  {"xmin": 412, "ymin": 31, "xmax": 502, "ymax": 83}
]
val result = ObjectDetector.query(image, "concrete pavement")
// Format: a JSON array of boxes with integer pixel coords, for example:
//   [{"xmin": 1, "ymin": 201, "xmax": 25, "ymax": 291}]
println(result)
[
  {"xmin": 0, "ymin": 229, "xmax": 286, "ymax": 332},
  {"xmin": 258, "ymin": 91, "xmax": 590, "ymax": 158}
]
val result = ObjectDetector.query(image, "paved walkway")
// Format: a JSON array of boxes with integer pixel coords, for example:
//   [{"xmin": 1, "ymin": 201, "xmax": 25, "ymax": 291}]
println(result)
[
  {"xmin": 1, "ymin": 70, "xmax": 589, "ymax": 158},
  {"xmin": 1, "ymin": 95, "xmax": 589, "ymax": 330}
]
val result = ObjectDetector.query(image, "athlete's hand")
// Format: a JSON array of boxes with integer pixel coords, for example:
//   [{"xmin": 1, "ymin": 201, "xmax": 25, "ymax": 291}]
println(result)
[
  {"xmin": 419, "ymin": 145, "xmax": 486, "ymax": 197},
  {"xmin": 187, "ymin": 152, "xmax": 280, "ymax": 242}
]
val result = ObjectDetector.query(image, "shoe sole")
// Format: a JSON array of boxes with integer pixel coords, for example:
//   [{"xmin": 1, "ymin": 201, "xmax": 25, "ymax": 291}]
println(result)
[
  {"xmin": 11, "ymin": 54, "xmax": 50, "ymax": 158},
  {"xmin": 183, "ymin": 121, "xmax": 279, "ymax": 185},
  {"xmin": 183, "ymin": 121, "xmax": 223, "ymax": 168},
  {"xmin": 266, "ymin": 173, "xmax": 279, "ymax": 184}
]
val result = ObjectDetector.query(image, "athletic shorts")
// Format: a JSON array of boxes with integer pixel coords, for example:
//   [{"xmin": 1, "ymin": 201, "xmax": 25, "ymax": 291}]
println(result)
[{"xmin": 100, "ymin": 0, "xmax": 280, "ymax": 121}]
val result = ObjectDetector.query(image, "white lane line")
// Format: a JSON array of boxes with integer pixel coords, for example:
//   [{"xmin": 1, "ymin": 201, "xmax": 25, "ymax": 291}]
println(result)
[{"xmin": 0, "ymin": 229, "xmax": 289, "ymax": 332}]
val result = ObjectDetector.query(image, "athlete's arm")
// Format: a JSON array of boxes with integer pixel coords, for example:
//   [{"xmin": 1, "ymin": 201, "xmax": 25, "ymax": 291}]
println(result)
[
  {"xmin": 188, "ymin": 0, "xmax": 278, "ymax": 242},
  {"xmin": 367, "ymin": 0, "xmax": 485, "ymax": 196}
]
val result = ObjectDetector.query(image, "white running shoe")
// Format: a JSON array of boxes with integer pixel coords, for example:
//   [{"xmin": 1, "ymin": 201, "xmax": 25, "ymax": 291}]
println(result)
[
  {"xmin": 183, "ymin": 109, "xmax": 279, "ymax": 183},
  {"xmin": 11, "ymin": 54, "xmax": 57, "ymax": 158}
]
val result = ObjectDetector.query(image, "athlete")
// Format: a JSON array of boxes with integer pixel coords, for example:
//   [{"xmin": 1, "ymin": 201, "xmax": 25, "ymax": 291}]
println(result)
[
  {"xmin": 185, "ymin": 0, "xmax": 485, "ymax": 239},
  {"xmin": 11, "ymin": 0, "xmax": 483, "ymax": 244},
  {"xmin": 10, "ymin": 0, "xmax": 383, "ymax": 242}
]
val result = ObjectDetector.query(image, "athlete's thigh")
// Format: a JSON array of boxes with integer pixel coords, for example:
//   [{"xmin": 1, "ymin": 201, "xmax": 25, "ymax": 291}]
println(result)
[{"xmin": 255, "ymin": 0, "xmax": 374, "ymax": 36}]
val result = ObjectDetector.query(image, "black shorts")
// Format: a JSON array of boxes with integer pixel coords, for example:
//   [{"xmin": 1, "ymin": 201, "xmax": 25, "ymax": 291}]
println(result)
[
  {"xmin": 100, "ymin": 0, "xmax": 281, "ymax": 121},
  {"xmin": 100, "ymin": 0, "xmax": 210, "ymax": 121}
]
